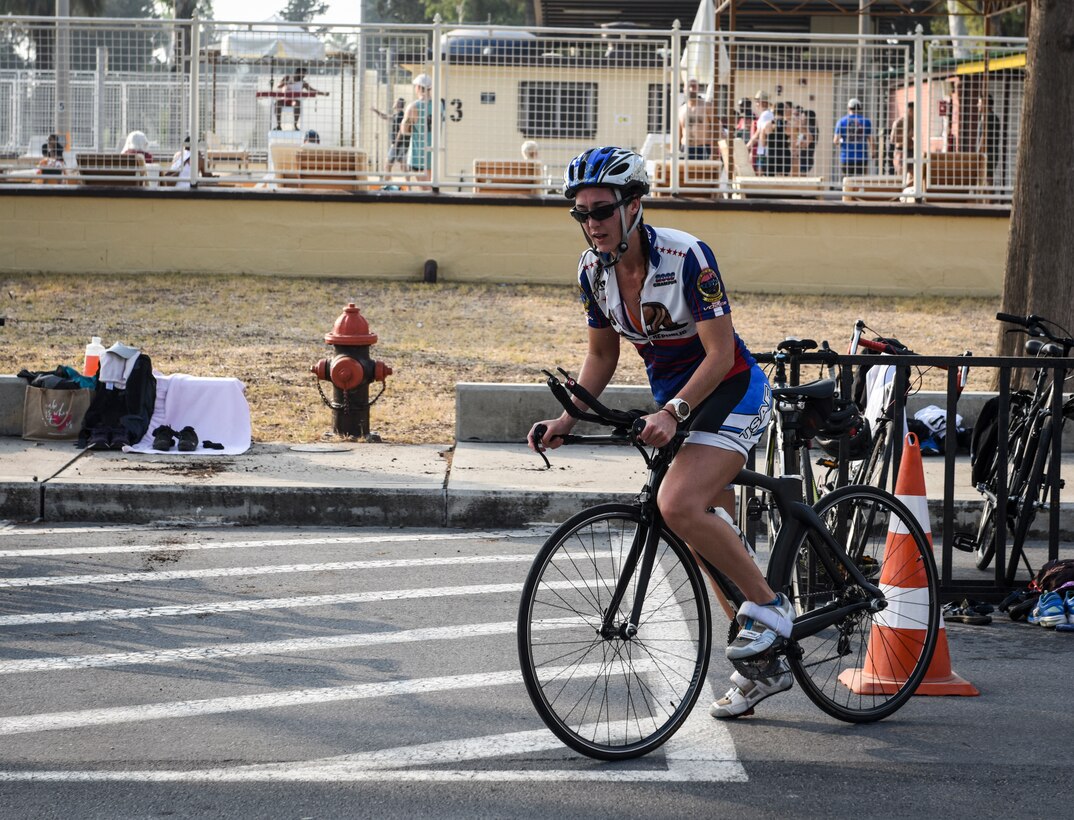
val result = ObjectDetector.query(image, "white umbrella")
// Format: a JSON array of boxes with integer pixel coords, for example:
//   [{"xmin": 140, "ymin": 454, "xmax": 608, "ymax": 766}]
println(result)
[{"xmin": 680, "ymin": 0, "xmax": 731, "ymax": 100}]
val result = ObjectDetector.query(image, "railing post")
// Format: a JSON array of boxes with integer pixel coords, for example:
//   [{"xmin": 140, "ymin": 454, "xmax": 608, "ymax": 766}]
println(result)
[
  {"xmin": 431, "ymin": 14, "xmax": 443, "ymax": 192},
  {"xmin": 189, "ymin": 15, "xmax": 201, "ymax": 187},
  {"xmin": 95, "ymin": 46, "xmax": 108, "ymax": 152},
  {"xmin": 912, "ymin": 24, "xmax": 924, "ymax": 202},
  {"xmin": 670, "ymin": 19, "xmax": 681, "ymax": 197}
]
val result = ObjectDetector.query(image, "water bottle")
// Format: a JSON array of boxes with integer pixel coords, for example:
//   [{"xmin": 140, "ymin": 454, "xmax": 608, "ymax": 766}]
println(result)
[
  {"xmin": 711, "ymin": 506, "xmax": 759, "ymax": 565},
  {"xmin": 83, "ymin": 336, "xmax": 105, "ymax": 377}
]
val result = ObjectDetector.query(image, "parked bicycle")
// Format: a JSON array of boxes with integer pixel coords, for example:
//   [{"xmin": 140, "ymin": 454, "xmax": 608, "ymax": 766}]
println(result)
[
  {"xmin": 835, "ymin": 320, "xmax": 971, "ymax": 494},
  {"xmin": 966, "ymin": 313, "xmax": 1074, "ymax": 574},
  {"xmin": 517, "ymin": 368, "xmax": 939, "ymax": 761}
]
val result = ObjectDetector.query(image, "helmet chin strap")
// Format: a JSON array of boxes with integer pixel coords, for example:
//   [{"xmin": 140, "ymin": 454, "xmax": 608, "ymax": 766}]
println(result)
[{"xmin": 581, "ymin": 190, "xmax": 645, "ymax": 270}]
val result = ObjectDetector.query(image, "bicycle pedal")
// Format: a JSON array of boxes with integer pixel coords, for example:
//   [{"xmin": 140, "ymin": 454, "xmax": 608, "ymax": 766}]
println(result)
[
  {"xmin": 951, "ymin": 532, "xmax": 977, "ymax": 553},
  {"xmin": 729, "ymin": 644, "xmax": 786, "ymax": 682}
]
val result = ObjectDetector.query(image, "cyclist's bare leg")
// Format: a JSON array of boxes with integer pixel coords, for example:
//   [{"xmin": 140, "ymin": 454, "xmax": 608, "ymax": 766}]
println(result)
[
  {"xmin": 689, "ymin": 486, "xmax": 738, "ymax": 619},
  {"xmin": 659, "ymin": 444, "xmax": 776, "ymax": 605}
]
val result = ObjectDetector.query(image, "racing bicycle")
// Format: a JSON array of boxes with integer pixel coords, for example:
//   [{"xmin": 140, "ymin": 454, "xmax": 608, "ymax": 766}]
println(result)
[{"xmin": 517, "ymin": 369, "xmax": 940, "ymax": 761}]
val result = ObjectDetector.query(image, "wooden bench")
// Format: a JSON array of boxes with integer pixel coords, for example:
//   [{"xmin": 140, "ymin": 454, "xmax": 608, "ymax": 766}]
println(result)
[
  {"xmin": 650, "ymin": 159, "xmax": 724, "ymax": 196},
  {"xmin": 842, "ymin": 175, "xmax": 907, "ymax": 202},
  {"xmin": 206, "ymin": 149, "xmax": 250, "ymax": 173},
  {"xmin": 925, "ymin": 152, "xmax": 986, "ymax": 202},
  {"xmin": 274, "ymin": 147, "xmax": 370, "ymax": 191},
  {"xmin": 732, "ymin": 175, "xmax": 823, "ymax": 199},
  {"xmin": 472, "ymin": 160, "xmax": 542, "ymax": 194},
  {"xmin": 74, "ymin": 152, "xmax": 146, "ymax": 187}
]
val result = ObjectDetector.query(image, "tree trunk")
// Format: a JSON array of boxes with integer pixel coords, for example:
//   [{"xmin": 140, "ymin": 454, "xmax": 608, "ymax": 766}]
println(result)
[{"xmin": 996, "ymin": 0, "xmax": 1074, "ymax": 376}]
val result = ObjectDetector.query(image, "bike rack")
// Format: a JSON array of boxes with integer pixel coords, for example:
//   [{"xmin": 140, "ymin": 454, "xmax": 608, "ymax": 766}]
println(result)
[{"xmin": 746, "ymin": 350, "xmax": 1068, "ymax": 597}]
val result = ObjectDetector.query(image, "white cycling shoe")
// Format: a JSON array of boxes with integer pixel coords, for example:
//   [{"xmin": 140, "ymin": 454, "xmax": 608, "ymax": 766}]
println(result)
[
  {"xmin": 709, "ymin": 663, "xmax": 793, "ymax": 719},
  {"xmin": 725, "ymin": 593, "xmax": 795, "ymax": 661}
]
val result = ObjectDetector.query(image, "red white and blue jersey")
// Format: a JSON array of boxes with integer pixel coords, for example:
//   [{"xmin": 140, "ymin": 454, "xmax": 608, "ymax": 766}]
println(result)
[{"xmin": 578, "ymin": 224, "xmax": 756, "ymax": 405}]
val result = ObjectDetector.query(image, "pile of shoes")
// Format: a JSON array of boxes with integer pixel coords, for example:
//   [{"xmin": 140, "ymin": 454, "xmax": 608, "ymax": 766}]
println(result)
[
  {"xmin": 87, "ymin": 427, "xmax": 137, "ymax": 451},
  {"xmin": 1028, "ymin": 590, "xmax": 1074, "ymax": 632},
  {"xmin": 942, "ymin": 599, "xmax": 994, "ymax": 625}
]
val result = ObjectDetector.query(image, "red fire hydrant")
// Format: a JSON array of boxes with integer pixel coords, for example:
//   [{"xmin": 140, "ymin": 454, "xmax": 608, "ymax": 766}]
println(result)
[{"xmin": 311, "ymin": 303, "xmax": 392, "ymax": 438}]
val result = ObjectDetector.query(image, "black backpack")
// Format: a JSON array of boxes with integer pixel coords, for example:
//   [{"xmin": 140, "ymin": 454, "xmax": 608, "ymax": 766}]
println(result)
[{"xmin": 969, "ymin": 392, "xmax": 1032, "ymax": 488}]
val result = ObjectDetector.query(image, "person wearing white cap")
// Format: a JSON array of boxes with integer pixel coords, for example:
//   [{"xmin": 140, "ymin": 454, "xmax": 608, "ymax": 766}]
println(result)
[
  {"xmin": 833, "ymin": 97, "xmax": 874, "ymax": 178},
  {"xmin": 746, "ymin": 91, "xmax": 773, "ymax": 173},
  {"xmin": 397, "ymin": 73, "xmax": 436, "ymax": 184}
]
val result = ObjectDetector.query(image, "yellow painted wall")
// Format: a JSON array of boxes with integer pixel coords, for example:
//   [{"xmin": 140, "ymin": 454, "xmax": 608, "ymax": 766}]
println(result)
[{"xmin": 0, "ymin": 192, "xmax": 1007, "ymax": 296}]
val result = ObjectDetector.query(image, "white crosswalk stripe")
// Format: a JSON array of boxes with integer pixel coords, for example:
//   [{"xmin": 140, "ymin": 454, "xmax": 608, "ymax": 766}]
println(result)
[{"xmin": 0, "ymin": 527, "xmax": 743, "ymax": 783}]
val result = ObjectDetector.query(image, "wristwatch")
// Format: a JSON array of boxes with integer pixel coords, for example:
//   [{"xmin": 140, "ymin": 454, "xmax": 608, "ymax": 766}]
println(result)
[{"xmin": 665, "ymin": 398, "xmax": 691, "ymax": 422}]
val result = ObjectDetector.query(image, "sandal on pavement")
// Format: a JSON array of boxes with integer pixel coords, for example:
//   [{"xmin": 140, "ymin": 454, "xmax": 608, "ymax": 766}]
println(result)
[{"xmin": 943, "ymin": 601, "xmax": 992, "ymax": 625}]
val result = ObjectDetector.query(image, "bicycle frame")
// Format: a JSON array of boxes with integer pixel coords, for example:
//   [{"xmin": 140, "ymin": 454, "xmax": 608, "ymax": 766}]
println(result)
[{"xmin": 599, "ymin": 457, "xmax": 886, "ymax": 643}]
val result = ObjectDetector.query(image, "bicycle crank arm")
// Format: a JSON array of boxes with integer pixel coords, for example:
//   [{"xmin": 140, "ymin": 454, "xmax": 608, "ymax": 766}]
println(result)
[{"xmin": 790, "ymin": 599, "xmax": 881, "ymax": 640}]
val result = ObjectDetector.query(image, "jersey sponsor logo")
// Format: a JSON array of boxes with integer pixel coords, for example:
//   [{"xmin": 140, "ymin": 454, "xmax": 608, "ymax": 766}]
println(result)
[
  {"xmin": 696, "ymin": 268, "xmax": 724, "ymax": 304},
  {"xmin": 653, "ymin": 271, "xmax": 676, "ymax": 287},
  {"xmin": 577, "ymin": 284, "xmax": 593, "ymax": 313},
  {"xmin": 643, "ymin": 302, "xmax": 688, "ymax": 335}
]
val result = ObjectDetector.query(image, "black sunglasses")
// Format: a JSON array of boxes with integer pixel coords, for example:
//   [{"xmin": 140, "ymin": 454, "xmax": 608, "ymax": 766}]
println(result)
[{"xmin": 569, "ymin": 197, "xmax": 631, "ymax": 224}]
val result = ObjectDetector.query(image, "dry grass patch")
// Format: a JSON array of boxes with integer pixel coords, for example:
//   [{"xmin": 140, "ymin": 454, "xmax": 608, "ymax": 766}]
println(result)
[{"xmin": 1, "ymin": 273, "xmax": 997, "ymax": 444}]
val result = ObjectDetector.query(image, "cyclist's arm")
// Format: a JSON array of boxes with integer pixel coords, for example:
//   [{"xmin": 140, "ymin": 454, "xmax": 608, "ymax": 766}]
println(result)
[{"xmin": 637, "ymin": 315, "xmax": 734, "ymax": 448}]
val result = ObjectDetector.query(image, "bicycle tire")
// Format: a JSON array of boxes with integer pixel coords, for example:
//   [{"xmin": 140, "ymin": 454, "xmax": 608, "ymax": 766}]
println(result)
[
  {"xmin": 780, "ymin": 485, "xmax": 939, "ymax": 723},
  {"xmin": 517, "ymin": 503, "xmax": 711, "ymax": 761},
  {"xmin": 975, "ymin": 416, "xmax": 1036, "ymax": 570},
  {"xmin": 1010, "ymin": 423, "xmax": 1052, "ymax": 567}
]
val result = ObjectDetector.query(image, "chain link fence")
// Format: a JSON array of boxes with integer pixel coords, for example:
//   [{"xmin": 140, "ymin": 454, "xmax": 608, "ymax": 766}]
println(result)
[{"xmin": 0, "ymin": 15, "xmax": 1026, "ymax": 202}]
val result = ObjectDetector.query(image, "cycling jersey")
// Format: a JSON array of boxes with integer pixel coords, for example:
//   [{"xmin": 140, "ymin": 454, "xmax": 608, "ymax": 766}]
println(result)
[{"xmin": 577, "ymin": 224, "xmax": 756, "ymax": 405}]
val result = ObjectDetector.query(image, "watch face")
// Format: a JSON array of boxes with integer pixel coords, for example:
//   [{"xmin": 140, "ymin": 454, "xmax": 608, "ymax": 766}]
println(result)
[{"xmin": 678, "ymin": 400, "xmax": 690, "ymax": 420}]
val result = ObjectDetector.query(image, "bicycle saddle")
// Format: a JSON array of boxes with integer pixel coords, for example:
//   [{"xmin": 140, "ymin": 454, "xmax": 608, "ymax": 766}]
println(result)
[
  {"xmin": 1025, "ymin": 338, "xmax": 1065, "ymax": 357},
  {"xmin": 771, "ymin": 379, "xmax": 836, "ymax": 401},
  {"xmin": 776, "ymin": 337, "xmax": 818, "ymax": 354}
]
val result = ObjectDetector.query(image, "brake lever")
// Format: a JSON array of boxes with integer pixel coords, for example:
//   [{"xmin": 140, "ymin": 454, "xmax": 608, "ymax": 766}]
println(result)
[{"xmin": 529, "ymin": 423, "xmax": 551, "ymax": 469}]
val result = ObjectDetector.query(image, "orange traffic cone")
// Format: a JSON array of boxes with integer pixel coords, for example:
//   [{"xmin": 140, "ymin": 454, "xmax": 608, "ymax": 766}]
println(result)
[{"xmin": 839, "ymin": 432, "xmax": 979, "ymax": 696}]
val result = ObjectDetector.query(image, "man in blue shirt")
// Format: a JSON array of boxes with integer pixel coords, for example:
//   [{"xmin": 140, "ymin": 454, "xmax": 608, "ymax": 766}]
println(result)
[{"xmin": 833, "ymin": 98, "xmax": 873, "ymax": 178}]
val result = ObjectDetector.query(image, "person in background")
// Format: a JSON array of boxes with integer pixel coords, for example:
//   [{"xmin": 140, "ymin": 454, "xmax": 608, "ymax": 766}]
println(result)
[
  {"xmin": 833, "ymin": 97, "xmax": 873, "ymax": 178},
  {"xmin": 373, "ymin": 97, "xmax": 408, "ymax": 172},
  {"xmin": 747, "ymin": 91, "xmax": 773, "ymax": 174},
  {"xmin": 679, "ymin": 77, "xmax": 717, "ymax": 160},
  {"xmin": 302, "ymin": 129, "xmax": 320, "ymax": 145},
  {"xmin": 794, "ymin": 105, "xmax": 818, "ymax": 175},
  {"xmin": 521, "ymin": 140, "xmax": 540, "ymax": 162},
  {"xmin": 165, "ymin": 136, "xmax": 213, "ymax": 190},
  {"xmin": 121, "ymin": 130, "xmax": 154, "ymax": 164},
  {"xmin": 36, "ymin": 140, "xmax": 65, "ymax": 183},
  {"xmin": 397, "ymin": 73, "xmax": 437, "ymax": 185},
  {"xmin": 274, "ymin": 70, "xmax": 327, "ymax": 131},
  {"xmin": 734, "ymin": 98, "xmax": 753, "ymax": 145},
  {"xmin": 889, "ymin": 102, "xmax": 914, "ymax": 183},
  {"xmin": 765, "ymin": 102, "xmax": 791, "ymax": 176}
]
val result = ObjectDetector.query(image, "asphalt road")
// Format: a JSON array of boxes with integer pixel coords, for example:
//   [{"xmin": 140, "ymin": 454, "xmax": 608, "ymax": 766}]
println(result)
[{"xmin": 0, "ymin": 523, "xmax": 1069, "ymax": 819}]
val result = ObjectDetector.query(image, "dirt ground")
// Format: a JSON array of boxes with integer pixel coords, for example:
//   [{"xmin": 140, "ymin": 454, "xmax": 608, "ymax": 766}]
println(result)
[{"xmin": 1, "ymin": 274, "xmax": 998, "ymax": 444}]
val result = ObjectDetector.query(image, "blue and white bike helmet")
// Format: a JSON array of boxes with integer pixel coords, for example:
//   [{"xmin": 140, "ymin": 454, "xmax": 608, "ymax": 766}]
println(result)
[{"xmin": 563, "ymin": 147, "xmax": 649, "ymax": 268}]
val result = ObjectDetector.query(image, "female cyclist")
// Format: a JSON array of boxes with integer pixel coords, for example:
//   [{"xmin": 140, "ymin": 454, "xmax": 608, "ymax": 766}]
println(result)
[{"xmin": 528, "ymin": 146, "xmax": 793, "ymax": 719}]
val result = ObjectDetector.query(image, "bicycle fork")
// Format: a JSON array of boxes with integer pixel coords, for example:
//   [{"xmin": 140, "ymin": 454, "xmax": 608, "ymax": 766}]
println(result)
[{"xmin": 595, "ymin": 512, "xmax": 662, "ymax": 640}]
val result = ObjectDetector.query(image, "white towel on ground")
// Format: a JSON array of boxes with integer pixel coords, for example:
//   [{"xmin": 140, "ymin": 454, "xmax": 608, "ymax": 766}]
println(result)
[{"xmin": 125, "ymin": 373, "xmax": 251, "ymax": 455}]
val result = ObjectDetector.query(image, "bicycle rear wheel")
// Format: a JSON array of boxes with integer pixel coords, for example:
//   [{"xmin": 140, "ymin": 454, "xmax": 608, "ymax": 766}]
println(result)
[
  {"xmin": 517, "ymin": 503, "xmax": 711, "ymax": 761},
  {"xmin": 782, "ymin": 485, "xmax": 939, "ymax": 723}
]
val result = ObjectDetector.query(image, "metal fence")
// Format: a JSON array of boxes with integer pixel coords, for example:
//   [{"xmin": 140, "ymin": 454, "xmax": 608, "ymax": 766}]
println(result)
[{"xmin": 0, "ymin": 15, "xmax": 1026, "ymax": 202}]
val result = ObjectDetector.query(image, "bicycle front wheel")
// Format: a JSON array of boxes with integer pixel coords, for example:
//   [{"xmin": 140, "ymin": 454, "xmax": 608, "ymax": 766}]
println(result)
[
  {"xmin": 517, "ymin": 504, "xmax": 711, "ymax": 761},
  {"xmin": 782, "ymin": 485, "xmax": 939, "ymax": 723}
]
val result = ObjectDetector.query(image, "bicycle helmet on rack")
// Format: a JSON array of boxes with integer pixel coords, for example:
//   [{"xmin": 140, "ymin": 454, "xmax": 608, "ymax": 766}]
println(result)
[
  {"xmin": 813, "ymin": 402, "xmax": 872, "ymax": 460},
  {"xmin": 563, "ymin": 147, "xmax": 650, "ymax": 269}
]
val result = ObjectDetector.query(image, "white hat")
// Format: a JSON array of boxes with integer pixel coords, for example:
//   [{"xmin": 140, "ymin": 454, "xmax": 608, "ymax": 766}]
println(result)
[
  {"xmin": 848, "ymin": 98, "xmax": 862, "ymax": 111},
  {"xmin": 412, "ymin": 73, "xmax": 431, "ymax": 88}
]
